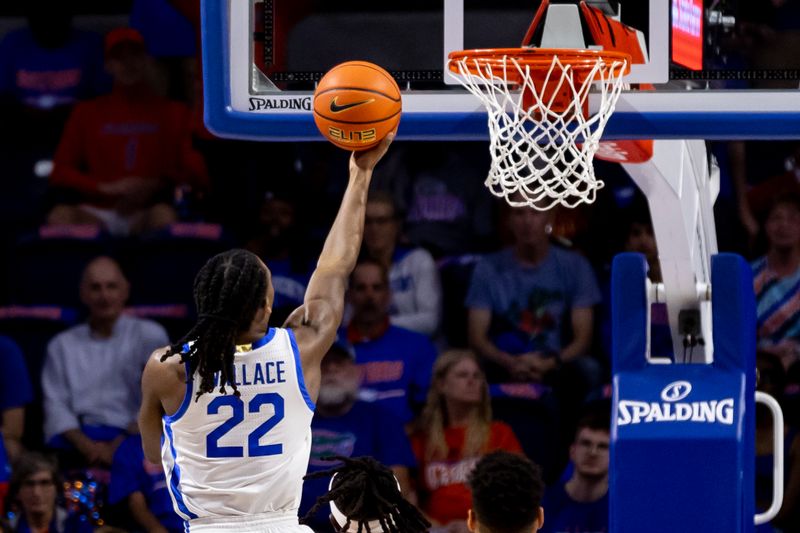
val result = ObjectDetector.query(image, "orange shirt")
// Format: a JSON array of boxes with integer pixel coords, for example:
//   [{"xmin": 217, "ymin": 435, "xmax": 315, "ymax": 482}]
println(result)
[{"xmin": 411, "ymin": 421, "xmax": 522, "ymax": 525}]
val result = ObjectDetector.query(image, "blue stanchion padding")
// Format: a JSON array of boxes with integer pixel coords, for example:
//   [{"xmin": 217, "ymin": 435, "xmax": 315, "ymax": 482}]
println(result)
[{"xmin": 610, "ymin": 253, "xmax": 756, "ymax": 533}]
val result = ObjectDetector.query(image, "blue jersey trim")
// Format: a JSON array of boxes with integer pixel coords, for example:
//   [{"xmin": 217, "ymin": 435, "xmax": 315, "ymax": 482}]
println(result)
[
  {"xmin": 163, "ymin": 361, "xmax": 193, "ymax": 424},
  {"xmin": 287, "ymin": 328, "xmax": 316, "ymax": 412},
  {"xmin": 163, "ymin": 422, "xmax": 198, "ymax": 520},
  {"xmin": 251, "ymin": 328, "xmax": 276, "ymax": 350}
]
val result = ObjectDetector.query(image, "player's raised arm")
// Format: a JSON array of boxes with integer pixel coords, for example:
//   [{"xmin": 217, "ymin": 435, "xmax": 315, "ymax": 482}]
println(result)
[{"xmin": 285, "ymin": 134, "xmax": 394, "ymax": 372}]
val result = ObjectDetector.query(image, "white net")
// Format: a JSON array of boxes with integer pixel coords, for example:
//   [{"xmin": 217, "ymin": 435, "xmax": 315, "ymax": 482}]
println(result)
[{"xmin": 450, "ymin": 52, "xmax": 629, "ymax": 210}]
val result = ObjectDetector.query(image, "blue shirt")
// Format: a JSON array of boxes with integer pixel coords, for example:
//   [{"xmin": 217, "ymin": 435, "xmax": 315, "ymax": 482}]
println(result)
[
  {"xmin": 266, "ymin": 257, "xmax": 311, "ymax": 316},
  {"xmin": 348, "ymin": 325, "xmax": 436, "ymax": 423},
  {"xmin": 109, "ymin": 435, "xmax": 184, "ymax": 532},
  {"xmin": 299, "ymin": 401, "xmax": 416, "ymax": 529},
  {"xmin": 541, "ymin": 483, "xmax": 608, "ymax": 533},
  {"xmin": 466, "ymin": 247, "xmax": 601, "ymax": 355},
  {"xmin": 0, "ymin": 336, "xmax": 33, "ymax": 483},
  {"xmin": 0, "ymin": 28, "xmax": 107, "ymax": 109}
]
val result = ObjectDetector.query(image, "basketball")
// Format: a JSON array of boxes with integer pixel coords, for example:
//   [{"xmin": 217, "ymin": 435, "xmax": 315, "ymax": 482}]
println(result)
[{"xmin": 313, "ymin": 61, "xmax": 401, "ymax": 150}]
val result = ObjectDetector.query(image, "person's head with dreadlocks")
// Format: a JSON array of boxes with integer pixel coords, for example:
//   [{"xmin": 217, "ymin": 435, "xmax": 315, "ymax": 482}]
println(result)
[
  {"xmin": 302, "ymin": 456, "xmax": 430, "ymax": 533},
  {"xmin": 467, "ymin": 451, "xmax": 545, "ymax": 533},
  {"xmin": 160, "ymin": 248, "xmax": 274, "ymax": 399}
]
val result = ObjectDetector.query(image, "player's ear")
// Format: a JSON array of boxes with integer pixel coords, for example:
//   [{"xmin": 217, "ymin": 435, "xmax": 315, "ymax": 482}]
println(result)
[
  {"xmin": 535, "ymin": 506, "xmax": 545, "ymax": 531},
  {"xmin": 467, "ymin": 509, "xmax": 477, "ymax": 532}
]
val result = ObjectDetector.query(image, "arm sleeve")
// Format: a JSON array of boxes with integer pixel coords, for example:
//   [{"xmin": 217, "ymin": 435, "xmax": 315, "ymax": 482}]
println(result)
[
  {"xmin": 50, "ymin": 104, "xmax": 98, "ymax": 194},
  {"xmin": 464, "ymin": 258, "xmax": 494, "ymax": 310},
  {"xmin": 42, "ymin": 337, "xmax": 81, "ymax": 442},
  {"xmin": 389, "ymin": 250, "xmax": 442, "ymax": 336},
  {"xmin": 0, "ymin": 336, "xmax": 33, "ymax": 409}
]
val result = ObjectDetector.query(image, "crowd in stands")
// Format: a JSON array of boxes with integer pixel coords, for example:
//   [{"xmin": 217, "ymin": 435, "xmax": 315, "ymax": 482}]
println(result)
[{"xmin": 0, "ymin": 1, "xmax": 800, "ymax": 532}]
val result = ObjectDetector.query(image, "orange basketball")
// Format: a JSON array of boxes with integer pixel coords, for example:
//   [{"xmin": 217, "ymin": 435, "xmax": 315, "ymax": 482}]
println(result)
[{"xmin": 313, "ymin": 61, "xmax": 401, "ymax": 150}]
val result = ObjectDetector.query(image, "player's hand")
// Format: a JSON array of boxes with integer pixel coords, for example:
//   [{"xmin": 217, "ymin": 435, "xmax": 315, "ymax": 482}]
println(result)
[{"xmin": 351, "ymin": 132, "xmax": 395, "ymax": 173}]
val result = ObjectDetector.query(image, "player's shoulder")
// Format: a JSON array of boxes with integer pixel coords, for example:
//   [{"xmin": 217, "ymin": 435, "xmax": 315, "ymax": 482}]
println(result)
[{"xmin": 143, "ymin": 346, "xmax": 186, "ymax": 387}]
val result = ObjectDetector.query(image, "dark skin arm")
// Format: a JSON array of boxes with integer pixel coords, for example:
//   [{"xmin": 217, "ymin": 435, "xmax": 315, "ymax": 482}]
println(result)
[{"xmin": 284, "ymin": 134, "xmax": 394, "ymax": 402}]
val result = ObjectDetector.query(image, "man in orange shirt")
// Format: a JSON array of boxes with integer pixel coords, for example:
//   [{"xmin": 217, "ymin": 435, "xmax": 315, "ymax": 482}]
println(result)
[{"xmin": 47, "ymin": 28, "xmax": 207, "ymax": 236}]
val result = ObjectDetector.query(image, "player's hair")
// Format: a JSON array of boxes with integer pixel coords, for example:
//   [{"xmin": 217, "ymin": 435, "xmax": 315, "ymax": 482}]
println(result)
[
  {"xmin": 416, "ymin": 349, "xmax": 491, "ymax": 461},
  {"xmin": 302, "ymin": 456, "xmax": 430, "ymax": 533},
  {"xmin": 161, "ymin": 249, "xmax": 269, "ymax": 399},
  {"xmin": 468, "ymin": 451, "xmax": 544, "ymax": 533}
]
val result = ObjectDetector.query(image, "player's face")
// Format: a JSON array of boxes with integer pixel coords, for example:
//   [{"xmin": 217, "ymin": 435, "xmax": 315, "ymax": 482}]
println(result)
[
  {"xmin": 349, "ymin": 264, "xmax": 390, "ymax": 321},
  {"xmin": 765, "ymin": 203, "xmax": 800, "ymax": 250},
  {"xmin": 440, "ymin": 357, "xmax": 484, "ymax": 405},
  {"xmin": 18, "ymin": 470, "xmax": 57, "ymax": 516},
  {"xmin": 570, "ymin": 428, "xmax": 610, "ymax": 479},
  {"xmin": 364, "ymin": 201, "xmax": 399, "ymax": 253},
  {"xmin": 80, "ymin": 258, "xmax": 129, "ymax": 322},
  {"xmin": 508, "ymin": 207, "xmax": 551, "ymax": 248}
]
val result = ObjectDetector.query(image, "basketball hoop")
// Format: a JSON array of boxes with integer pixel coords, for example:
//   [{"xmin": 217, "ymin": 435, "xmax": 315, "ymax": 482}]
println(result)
[{"xmin": 448, "ymin": 48, "xmax": 630, "ymax": 210}]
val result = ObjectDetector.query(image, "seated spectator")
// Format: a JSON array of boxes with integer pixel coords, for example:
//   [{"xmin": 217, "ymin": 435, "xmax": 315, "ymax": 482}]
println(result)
[
  {"xmin": 299, "ymin": 340, "xmax": 417, "ymax": 531},
  {"xmin": 410, "ymin": 350, "xmax": 522, "ymax": 529},
  {"xmin": 363, "ymin": 191, "xmax": 442, "ymax": 337},
  {"xmin": 1, "ymin": 335, "xmax": 33, "ymax": 463},
  {"xmin": 755, "ymin": 351, "xmax": 800, "ymax": 532},
  {"xmin": 42, "ymin": 256, "xmax": 168, "ymax": 468},
  {"xmin": 1, "ymin": 335, "xmax": 34, "ymax": 515},
  {"xmin": 0, "ymin": 3, "xmax": 107, "ymax": 141},
  {"xmin": 245, "ymin": 189, "xmax": 312, "ymax": 326},
  {"xmin": 540, "ymin": 409, "xmax": 609, "ymax": 533},
  {"xmin": 752, "ymin": 194, "xmax": 800, "ymax": 371},
  {"xmin": 47, "ymin": 28, "xmax": 207, "ymax": 237},
  {"xmin": 372, "ymin": 143, "xmax": 495, "ymax": 257},
  {"xmin": 346, "ymin": 259, "xmax": 437, "ymax": 424},
  {"xmin": 466, "ymin": 451, "xmax": 545, "ymax": 533},
  {"xmin": 109, "ymin": 433, "xmax": 183, "ymax": 533},
  {"xmin": 6, "ymin": 452, "xmax": 94, "ymax": 532},
  {"xmin": 466, "ymin": 205, "xmax": 601, "ymax": 384}
]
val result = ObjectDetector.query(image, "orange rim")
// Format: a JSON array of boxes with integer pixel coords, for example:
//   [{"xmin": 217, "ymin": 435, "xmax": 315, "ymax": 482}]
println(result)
[{"xmin": 448, "ymin": 48, "xmax": 631, "ymax": 78}]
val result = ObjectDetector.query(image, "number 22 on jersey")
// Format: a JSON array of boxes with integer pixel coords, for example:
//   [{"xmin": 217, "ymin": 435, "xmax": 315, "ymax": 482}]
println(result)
[{"xmin": 205, "ymin": 392, "xmax": 284, "ymax": 458}]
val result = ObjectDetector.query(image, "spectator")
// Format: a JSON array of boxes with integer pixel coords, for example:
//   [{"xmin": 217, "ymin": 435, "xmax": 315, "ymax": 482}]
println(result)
[
  {"xmin": 0, "ymin": 3, "xmax": 107, "ymax": 138},
  {"xmin": 108, "ymin": 433, "xmax": 183, "ymax": 533},
  {"xmin": 466, "ymin": 451, "xmax": 545, "ymax": 533},
  {"xmin": 299, "ymin": 340, "xmax": 417, "ymax": 531},
  {"xmin": 245, "ymin": 189, "xmax": 312, "ymax": 326},
  {"xmin": 42, "ymin": 256, "xmax": 168, "ymax": 467},
  {"xmin": 466, "ymin": 204, "xmax": 602, "ymax": 385},
  {"xmin": 362, "ymin": 191, "xmax": 442, "ymax": 337},
  {"xmin": 47, "ymin": 27, "xmax": 207, "ymax": 236},
  {"xmin": 540, "ymin": 409, "xmax": 609, "ymax": 533},
  {"xmin": 755, "ymin": 351, "xmax": 800, "ymax": 532},
  {"xmin": 1, "ymin": 336, "xmax": 34, "ymax": 515},
  {"xmin": 346, "ymin": 259, "xmax": 437, "ymax": 424},
  {"xmin": 6, "ymin": 452, "xmax": 94, "ymax": 533},
  {"xmin": 372, "ymin": 143, "xmax": 495, "ymax": 257},
  {"xmin": 752, "ymin": 194, "xmax": 800, "ymax": 370},
  {"xmin": 410, "ymin": 350, "xmax": 522, "ymax": 530}
]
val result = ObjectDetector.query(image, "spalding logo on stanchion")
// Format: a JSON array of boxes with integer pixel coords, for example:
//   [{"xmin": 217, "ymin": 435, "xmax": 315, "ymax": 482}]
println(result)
[{"xmin": 617, "ymin": 381, "xmax": 735, "ymax": 426}]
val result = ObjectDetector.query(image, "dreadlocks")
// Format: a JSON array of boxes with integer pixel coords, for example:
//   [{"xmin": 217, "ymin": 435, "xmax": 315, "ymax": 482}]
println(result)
[
  {"xmin": 161, "ymin": 249, "xmax": 269, "ymax": 400},
  {"xmin": 302, "ymin": 456, "xmax": 430, "ymax": 533},
  {"xmin": 467, "ymin": 451, "xmax": 544, "ymax": 533}
]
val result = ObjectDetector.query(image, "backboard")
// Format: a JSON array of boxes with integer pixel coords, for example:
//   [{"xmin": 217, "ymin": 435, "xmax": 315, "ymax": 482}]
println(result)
[{"xmin": 201, "ymin": 0, "xmax": 800, "ymax": 141}]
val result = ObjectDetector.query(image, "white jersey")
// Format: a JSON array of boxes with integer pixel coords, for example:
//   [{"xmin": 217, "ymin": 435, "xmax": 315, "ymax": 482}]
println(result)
[{"xmin": 161, "ymin": 327, "xmax": 315, "ymax": 530}]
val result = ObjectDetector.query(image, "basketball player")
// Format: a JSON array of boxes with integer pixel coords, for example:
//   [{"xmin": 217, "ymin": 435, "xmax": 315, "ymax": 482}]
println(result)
[
  {"xmin": 466, "ymin": 451, "xmax": 545, "ymax": 533},
  {"xmin": 138, "ymin": 134, "xmax": 394, "ymax": 533},
  {"xmin": 303, "ymin": 455, "xmax": 430, "ymax": 533}
]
